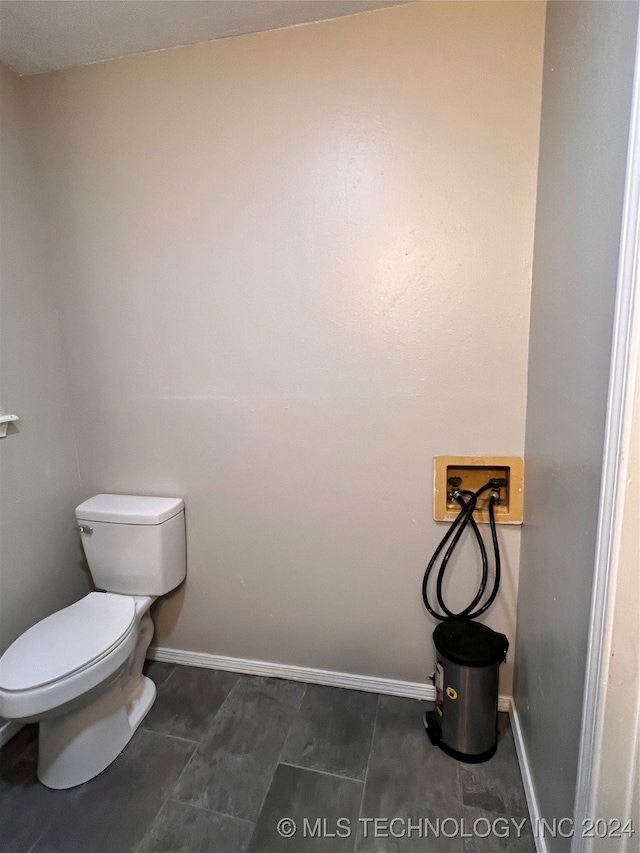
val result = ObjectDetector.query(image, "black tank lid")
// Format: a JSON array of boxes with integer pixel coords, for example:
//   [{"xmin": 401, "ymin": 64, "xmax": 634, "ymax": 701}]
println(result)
[{"xmin": 433, "ymin": 620, "xmax": 509, "ymax": 668}]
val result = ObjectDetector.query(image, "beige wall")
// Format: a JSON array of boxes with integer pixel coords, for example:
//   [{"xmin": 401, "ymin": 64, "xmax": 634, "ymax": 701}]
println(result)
[
  {"xmin": 20, "ymin": 2, "xmax": 545, "ymax": 691},
  {"xmin": 515, "ymin": 1, "xmax": 638, "ymax": 848},
  {"xmin": 0, "ymin": 63, "xmax": 91, "ymax": 658}
]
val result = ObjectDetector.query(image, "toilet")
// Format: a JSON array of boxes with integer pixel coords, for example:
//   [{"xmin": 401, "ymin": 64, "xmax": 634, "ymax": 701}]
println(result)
[{"xmin": 0, "ymin": 494, "xmax": 186, "ymax": 789}]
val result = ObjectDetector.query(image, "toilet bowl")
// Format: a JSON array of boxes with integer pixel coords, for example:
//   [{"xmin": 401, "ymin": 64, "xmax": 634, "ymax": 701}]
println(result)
[{"xmin": 0, "ymin": 494, "xmax": 186, "ymax": 789}]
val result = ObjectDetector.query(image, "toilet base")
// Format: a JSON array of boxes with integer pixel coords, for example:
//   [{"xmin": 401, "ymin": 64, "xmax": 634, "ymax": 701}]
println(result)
[{"xmin": 37, "ymin": 675, "xmax": 156, "ymax": 789}]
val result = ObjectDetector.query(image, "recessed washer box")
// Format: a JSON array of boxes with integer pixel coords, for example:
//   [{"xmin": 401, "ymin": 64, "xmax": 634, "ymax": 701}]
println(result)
[{"xmin": 433, "ymin": 456, "xmax": 524, "ymax": 524}]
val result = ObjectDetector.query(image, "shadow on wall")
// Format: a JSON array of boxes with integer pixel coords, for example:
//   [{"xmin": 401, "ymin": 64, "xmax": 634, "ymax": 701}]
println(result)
[{"xmin": 152, "ymin": 582, "xmax": 186, "ymax": 643}]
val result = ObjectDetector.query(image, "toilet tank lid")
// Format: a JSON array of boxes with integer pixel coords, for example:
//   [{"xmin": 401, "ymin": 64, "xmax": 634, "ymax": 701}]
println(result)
[{"xmin": 76, "ymin": 494, "xmax": 184, "ymax": 525}]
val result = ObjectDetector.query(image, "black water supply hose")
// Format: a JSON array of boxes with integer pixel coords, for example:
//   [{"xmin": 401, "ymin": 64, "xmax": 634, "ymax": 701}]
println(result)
[{"xmin": 422, "ymin": 478, "xmax": 505, "ymax": 621}]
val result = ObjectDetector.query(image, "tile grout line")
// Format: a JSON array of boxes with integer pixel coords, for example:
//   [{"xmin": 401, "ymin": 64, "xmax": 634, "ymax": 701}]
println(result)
[
  {"xmin": 133, "ymin": 809, "xmax": 161, "ymax": 853},
  {"xmin": 26, "ymin": 831, "xmax": 46, "ymax": 853},
  {"xmin": 354, "ymin": 693, "xmax": 380, "ymax": 853},
  {"xmin": 279, "ymin": 760, "xmax": 366, "ymax": 786},
  {"xmin": 158, "ymin": 663, "xmax": 178, "ymax": 686},
  {"xmin": 135, "ymin": 672, "xmax": 246, "ymax": 853},
  {"xmin": 166, "ymin": 673, "xmax": 245, "ymax": 792},
  {"xmin": 165, "ymin": 797, "xmax": 255, "ymax": 826},
  {"xmin": 138, "ymin": 728, "xmax": 200, "ymax": 746},
  {"xmin": 244, "ymin": 682, "xmax": 309, "ymax": 850},
  {"xmin": 131, "ymin": 734, "xmax": 201, "ymax": 853},
  {"xmin": 134, "ymin": 798, "xmax": 256, "ymax": 853},
  {"xmin": 133, "ymin": 736, "xmax": 199, "ymax": 850}
]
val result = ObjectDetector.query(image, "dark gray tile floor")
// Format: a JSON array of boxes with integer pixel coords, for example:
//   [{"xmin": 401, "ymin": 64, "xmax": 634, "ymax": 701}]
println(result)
[{"xmin": 0, "ymin": 663, "xmax": 533, "ymax": 853}]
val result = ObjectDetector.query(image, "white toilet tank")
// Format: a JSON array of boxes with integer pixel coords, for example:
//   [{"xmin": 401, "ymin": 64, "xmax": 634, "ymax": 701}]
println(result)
[{"xmin": 75, "ymin": 495, "xmax": 186, "ymax": 596}]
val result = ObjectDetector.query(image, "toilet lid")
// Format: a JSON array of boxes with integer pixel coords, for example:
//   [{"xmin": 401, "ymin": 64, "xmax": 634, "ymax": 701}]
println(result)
[{"xmin": 0, "ymin": 593, "xmax": 136, "ymax": 691}]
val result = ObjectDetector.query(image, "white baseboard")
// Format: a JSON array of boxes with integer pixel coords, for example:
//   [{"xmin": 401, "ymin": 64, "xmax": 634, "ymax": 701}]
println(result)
[
  {"xmin": 0, "ymin": 719, "xmax": 23, "ymax": 750},
  {"xmin": 510, "ymin": 703, "xmax": 549, "ymax": 853},
  {"xmin": 0, "ymin": 648, "xmax": 512, "ymax": 752},
  {"xmin": 148, "ymin": 646, "xmax": 511, "ymax": 712}
]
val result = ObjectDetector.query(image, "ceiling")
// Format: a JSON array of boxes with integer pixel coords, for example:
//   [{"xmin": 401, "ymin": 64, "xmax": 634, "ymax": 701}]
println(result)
[{"xmin": 0, "ymin": 0, "xmax": 407, "ymax": 76}]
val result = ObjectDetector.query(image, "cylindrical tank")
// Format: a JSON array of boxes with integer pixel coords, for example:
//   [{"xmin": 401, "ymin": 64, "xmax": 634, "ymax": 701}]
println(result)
[
  {"xmin": 425, "ymin": 620, "xmax": 508, "ymax": 762},
  {"xmin": 75, "ymin": 494, "xmax": 186, "ymax": 596}
]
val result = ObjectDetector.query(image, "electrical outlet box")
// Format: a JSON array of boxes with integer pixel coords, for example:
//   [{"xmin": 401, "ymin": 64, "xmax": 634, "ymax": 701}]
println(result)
[{"xmin": 433, "ymin": 456, "xmax": 524, "ymax": 524}]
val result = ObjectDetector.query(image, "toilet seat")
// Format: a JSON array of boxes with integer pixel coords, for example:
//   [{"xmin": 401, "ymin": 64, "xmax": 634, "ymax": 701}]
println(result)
[
  {"xmin": 0, "ymin": 593, "xmax": 136, "ymax": 691},
  {"xmin": 0, "ymin": 593, "xmax": 137, "ymax": 721}
]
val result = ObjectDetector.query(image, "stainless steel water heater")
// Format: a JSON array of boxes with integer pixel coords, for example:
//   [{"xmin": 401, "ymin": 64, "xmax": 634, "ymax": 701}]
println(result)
[{"xmin": 425, "ymin": 620, "xmax": 508, "ymax": 762}]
